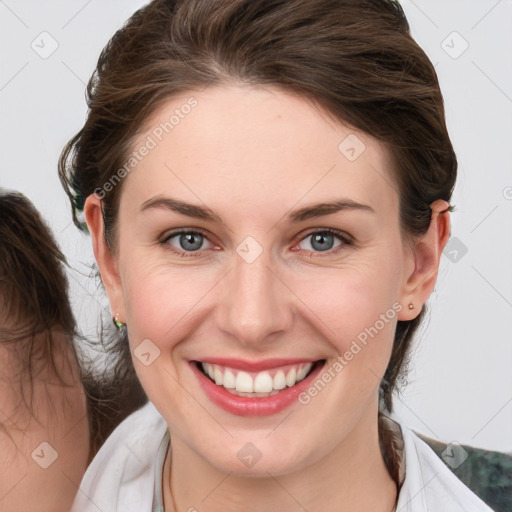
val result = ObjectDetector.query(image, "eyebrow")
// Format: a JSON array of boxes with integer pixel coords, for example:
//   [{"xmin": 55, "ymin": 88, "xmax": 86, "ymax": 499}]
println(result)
[{"xmin": 140, "ymin": 196, "xmax": 375, "ymax": 223}]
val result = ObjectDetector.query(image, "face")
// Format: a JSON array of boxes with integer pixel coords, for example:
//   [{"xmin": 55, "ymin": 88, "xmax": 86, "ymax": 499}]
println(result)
[{"xmin": 87, "ymin": 84, "xmax": 447, "ymax": 476}]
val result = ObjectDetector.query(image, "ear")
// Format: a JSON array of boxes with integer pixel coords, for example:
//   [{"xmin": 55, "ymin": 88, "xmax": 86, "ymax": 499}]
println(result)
[
  {"xmin": 84, "ymin": 194, "xmax": 126, "ymax": 323},
  {"xmin": 397, "ymin": 199, "xmax": 451, "ymax": 321}
]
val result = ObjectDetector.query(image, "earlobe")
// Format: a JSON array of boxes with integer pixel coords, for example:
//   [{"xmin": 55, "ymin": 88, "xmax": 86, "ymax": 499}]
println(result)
[
  {"xmin": 397, "ymin": 199, "xmax": 451, "ymax": 321},
  {"xmin": 83, "ymin": 195, "xmax": 126, "ymax": 323}
]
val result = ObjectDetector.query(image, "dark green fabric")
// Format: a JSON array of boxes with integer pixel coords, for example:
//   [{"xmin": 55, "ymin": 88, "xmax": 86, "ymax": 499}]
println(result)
[{"xmin": 418, "ymin": 434, "xmax": 512, "ymax": 512}]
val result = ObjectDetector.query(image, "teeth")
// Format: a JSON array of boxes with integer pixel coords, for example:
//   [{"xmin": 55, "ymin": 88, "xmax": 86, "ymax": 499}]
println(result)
[
  {"xmin": 254, "ymin": 372, "xmax": 273, "ymax": 393},
  {"xmin": 301, "ymin": 362, "xmax": 313, "ymax": 379},
  {"xmin": 235, "ymin": 371, "xmax": 254, "ymax": 393},
  {"xmin": 296, "ymin": 364, "xmax": 309, "ymax": 381},
  {"xmin": 226, "ymin": 389, "xmax": 281, "ymax": 398},
  {"xmin": 285, "ymin": 367, "xmax": 297, "ymax": 387},
  {"xmin": 223, "ymin": 369, "xmax": 236, "ymax": 389},
  {"xmin": 213, "ymin": 366, "xmax": 224, "ymax": 385},
  {"xmin": 200, "ymin": 362, "xmax": 314, "ymax": 394},
  {"xmin": 273, "ymin": 370, "xmax": 286, "ymax": 390}
]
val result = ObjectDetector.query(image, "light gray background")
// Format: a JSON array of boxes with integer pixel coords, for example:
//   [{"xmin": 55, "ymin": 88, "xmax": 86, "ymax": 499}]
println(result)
[{"xmin": 0, "ymin": 0, "xmax": 511, "ymax": 453}]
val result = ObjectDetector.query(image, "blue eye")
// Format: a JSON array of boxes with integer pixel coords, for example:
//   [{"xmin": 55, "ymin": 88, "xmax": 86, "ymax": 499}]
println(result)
[
  {"xmin": 161, "ymin": 229, "xmax": 214, "ymax": 257},
  {"xmin": 175, "ymin": 232, "xmax": 204, "ymax": 251},
  {"xmin": 297, "ymin": 229, "xmax": 350, "ymax": 254}
]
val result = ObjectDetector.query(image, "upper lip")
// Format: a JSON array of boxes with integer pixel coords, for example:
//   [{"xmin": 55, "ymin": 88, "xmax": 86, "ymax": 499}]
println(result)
[{"xmin": 192, "ymin": 358, "xmax": 322, "ymax": 372}]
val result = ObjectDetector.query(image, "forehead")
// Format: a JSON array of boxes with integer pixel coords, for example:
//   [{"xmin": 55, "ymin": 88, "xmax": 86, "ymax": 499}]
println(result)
[{"xmin": 124, "ymin": 84, "xmax": 399, "ymax": 218}]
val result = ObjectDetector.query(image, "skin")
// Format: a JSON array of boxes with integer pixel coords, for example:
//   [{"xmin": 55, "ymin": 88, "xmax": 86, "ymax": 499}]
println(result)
[
  {"xmin": 0, "ymin": 329, "xmax": 89, "ymax": 512},
  {"xmin": 86, "ymin": 84, "xmax": 450, "ymax": 512}
]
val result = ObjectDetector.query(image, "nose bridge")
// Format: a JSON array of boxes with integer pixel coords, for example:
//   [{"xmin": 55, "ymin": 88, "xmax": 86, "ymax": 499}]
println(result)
[{"xmin": 217, "ymin": 241, "xmax": 291, "ymax": 346}]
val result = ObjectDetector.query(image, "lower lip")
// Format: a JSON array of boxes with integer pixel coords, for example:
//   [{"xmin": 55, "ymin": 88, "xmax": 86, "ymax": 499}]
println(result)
[{"xmin": 191, "ymin": 360, "xmax": 325, "ymax": 417}]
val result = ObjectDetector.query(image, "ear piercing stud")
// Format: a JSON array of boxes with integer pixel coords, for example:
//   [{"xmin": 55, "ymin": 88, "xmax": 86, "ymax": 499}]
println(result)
[{"xmin": 113, "ymin": 312, "xmax": 126, "ymax": 330}]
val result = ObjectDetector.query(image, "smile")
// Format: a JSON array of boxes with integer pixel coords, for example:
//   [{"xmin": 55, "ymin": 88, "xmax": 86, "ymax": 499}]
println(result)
[
  {"xmin": 199, "ymin": 361, "xmax": 315, "ymax": 397},
  {"xmin": 191, "ymin": 358, "xmax": 326, "ymax": 416}
]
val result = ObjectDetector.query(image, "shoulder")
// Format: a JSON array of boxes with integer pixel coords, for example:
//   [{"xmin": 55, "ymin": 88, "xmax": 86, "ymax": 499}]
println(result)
[
  {"xmin": 71, "ymin": 401, "xmax": 167, "ymax": 512},
  {"xmin": 416, "ymin": 433, "xmax": 512, "ymax": 512},
  {"xmin": 396, "ymin": 419, "xmax": 496, "ymax": 511}
]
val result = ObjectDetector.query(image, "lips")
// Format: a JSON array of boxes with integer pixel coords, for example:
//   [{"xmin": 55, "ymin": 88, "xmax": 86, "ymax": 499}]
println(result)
[{"xmin": 191, "ymin": 358, "xmax": 325, "ymax": 416}]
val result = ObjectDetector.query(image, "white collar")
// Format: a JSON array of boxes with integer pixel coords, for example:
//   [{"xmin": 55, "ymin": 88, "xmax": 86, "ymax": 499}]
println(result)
[{"xmin": 72, "ymin": 401, "xmax": 494, "ymax": 512}]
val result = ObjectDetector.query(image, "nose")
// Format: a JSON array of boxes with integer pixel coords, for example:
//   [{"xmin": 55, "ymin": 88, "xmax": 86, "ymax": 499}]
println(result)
[{"xmin": 215, "ymin": 245, "xmax": 293, "ymax": 348}]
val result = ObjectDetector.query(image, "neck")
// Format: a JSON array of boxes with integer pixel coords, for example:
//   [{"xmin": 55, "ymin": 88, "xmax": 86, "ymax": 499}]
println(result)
[{"xmin": 162, "ymin": 404, "xmax": 397, "ymax": 512}]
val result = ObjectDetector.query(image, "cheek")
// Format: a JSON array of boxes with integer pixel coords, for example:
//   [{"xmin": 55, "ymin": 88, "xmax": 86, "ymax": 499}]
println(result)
[
  {"xmin": 121, "ymin": 261, "xmax": 214, "ymax": 348},
  {"xmin": 287, "ymin": 251, "xmax": 403, "ymax": 385},
  {"xmin": 120, "ymin": 264, "xmax": 209, "ymax": 413},
  {"xmin": 291, "ymin": 252, "xmax": 402, "ymax": 337}
]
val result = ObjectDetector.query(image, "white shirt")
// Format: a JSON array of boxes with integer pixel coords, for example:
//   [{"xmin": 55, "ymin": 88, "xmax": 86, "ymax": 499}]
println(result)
[{"xmin": 71, "ymin": 401, "xmax": 495, "ymax": 512}]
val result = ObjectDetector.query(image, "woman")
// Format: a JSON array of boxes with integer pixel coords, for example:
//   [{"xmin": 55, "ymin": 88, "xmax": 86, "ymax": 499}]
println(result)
[
  {"xmin": 59, "ymin": 0, "xmax": 494, "ymax": 510},
  {"xmin": 0, "ymin": 191, "xmax": 89, "ymax": 512}
]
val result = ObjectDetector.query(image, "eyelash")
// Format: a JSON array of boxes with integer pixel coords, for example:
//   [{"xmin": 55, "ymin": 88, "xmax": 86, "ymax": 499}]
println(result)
[{"xmin": 159, "ymin": 227, "xmax": 353, "ymax": 259}]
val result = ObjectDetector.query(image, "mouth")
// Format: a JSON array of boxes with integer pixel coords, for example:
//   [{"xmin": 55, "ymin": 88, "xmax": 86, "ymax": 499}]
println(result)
[
  {"xmin": 196, "ymin": 360, "xmax": 320, "ymax": 397},
  {"xmin": 191, "ymin": 358, "xmax": 326, "ymax": 416}
]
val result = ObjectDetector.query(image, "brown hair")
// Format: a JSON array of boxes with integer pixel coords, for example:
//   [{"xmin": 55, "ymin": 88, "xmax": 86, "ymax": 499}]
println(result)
[
  {"xmin": 0, "ymin": 191, "xmax": 76, "ymax": 375},
  {"xmin": 0, "ymin": 191, "xmax": 145, "ymax": 458},
  {"xmin": 58, "ymin": 0, "xmax": 457, "ymax": 412},
  {"xmin": 0, "ymin": 191, "xmax": 79, "ymax": 428}
]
